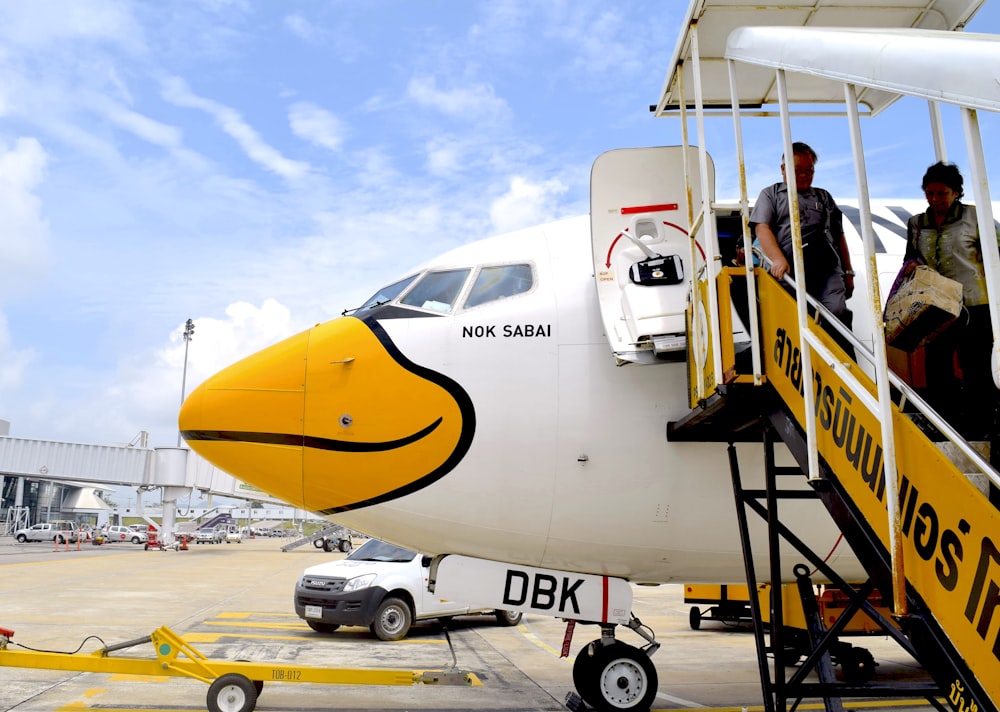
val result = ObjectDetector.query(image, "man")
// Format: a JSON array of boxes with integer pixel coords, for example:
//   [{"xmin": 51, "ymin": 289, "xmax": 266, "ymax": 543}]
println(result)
[{"xmin": 750, "ymin": 142, "xmax": 855, "ymax": 317}]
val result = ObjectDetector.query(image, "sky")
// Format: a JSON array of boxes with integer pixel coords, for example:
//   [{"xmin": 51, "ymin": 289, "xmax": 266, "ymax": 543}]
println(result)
[{"xmin": 0, "ymin": 0, "xmax": 998, "ymax": 450}]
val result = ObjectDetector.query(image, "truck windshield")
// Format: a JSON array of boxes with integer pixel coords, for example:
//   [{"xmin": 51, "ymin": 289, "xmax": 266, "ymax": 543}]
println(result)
[{"xmin": 347, "ymin": 539, "xmax": 416, "ymax": 563}]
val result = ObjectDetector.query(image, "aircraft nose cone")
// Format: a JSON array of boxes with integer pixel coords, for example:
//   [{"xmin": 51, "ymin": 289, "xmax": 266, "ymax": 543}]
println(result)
[
  {"xmin": 180, "ymin": 316, "xmax": 475, "ymax": 514},
  {"xmin": 179, "ymin": 329, "xmax": 310, "ymax": 507}
]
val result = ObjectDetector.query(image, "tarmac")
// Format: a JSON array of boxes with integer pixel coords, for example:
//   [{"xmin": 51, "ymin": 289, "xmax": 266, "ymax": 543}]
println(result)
[{"xmin": 0, "ymin": 535, "xmax": 939, "ymax": 712}]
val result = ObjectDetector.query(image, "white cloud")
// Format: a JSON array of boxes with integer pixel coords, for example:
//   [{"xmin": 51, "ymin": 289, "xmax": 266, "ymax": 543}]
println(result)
[
  {"xmin": 289, "ymin": 102, "xmax": 344, "ymax": 152},
  {"xmin": 0, "ymin": 0, "xmax": 144, "ymax": 52},
  {"xmin": 162, "ymin": 76, "xmax": 310, "ymax": 180},
  {"xmin": 0, "ymin": 311, "xmax": 34, "ymax": 391},
  {"xmin": 406, "ymin": 76, "xmax": 510, "ymax": 122},
  {"xmin": 73, "ymin": 300, "xmax": 302, "ymax": 447},
  {"xmin": 284, "ymin": 13, "xmax": 322, "ymax": 44},
  {"xmin": 489, "ymin": 176, "xmax": 568, "ymax": 233},
  {"xmin": 0, "ymin": 137, "xmax": 51, "ymax": 297},
  {"xmin": 104, "ymin": 103, "xmax": 183, "ymax": 149},
  {"xmin": 425, "ymin": 136, "xmax": 465, "ymax": 177}
]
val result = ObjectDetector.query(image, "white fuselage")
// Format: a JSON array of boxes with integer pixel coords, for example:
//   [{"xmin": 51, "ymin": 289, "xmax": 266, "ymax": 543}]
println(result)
[{"xmin": 329, "ymin": 214, "xmax": 863, "ymax": 583}]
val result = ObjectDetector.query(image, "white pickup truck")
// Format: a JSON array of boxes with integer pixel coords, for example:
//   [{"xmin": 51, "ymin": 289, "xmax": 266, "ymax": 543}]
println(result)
[{"xmin": 294, "ymin": 538, "xmax": 522, "ymax": 640}]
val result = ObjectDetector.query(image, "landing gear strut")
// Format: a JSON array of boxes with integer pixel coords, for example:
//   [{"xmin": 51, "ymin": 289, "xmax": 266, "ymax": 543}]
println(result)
[{"xmin": 567, "ymin": 616, "xmax": 659, "ymax": 711}]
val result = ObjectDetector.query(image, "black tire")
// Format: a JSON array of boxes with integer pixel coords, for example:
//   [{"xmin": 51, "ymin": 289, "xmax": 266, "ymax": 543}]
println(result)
[
  {"xmin": 588, "ymin": 641, "xmax": 658, "ymax": 711},
  {"xmin": 235, "ymin": 660, "xmax": 264, "ymax": 697},
  {"xmin": 838, "ymin": 645, "xmax": 877, "ymax": 683},
  {"xmin": 15, "ymin": 534, "xmax": 27, "ymax": 543},
  {"xmin": 689, "ymin": 607, "xmax": 701, "ymax": 630},
  {"xmin": 322, "ymin": 538, "xmax": 334, "ymax": 552},
  {"xmin": 370, "ymin": 597, "xmax": 412, "ymax": 641},
  {"xmin": 131, "ymin": 536, "xmax": 141, "ymax": 544},
  {"xmin": 144, "ymin": 543, "xmax": 149, "ymax": 551},
  {"xmin": 313, "ymin": 538, "xmax": 324, "ymax": 548},
  {"xmin": 495, "ymin": 609, "xmax": 523, "ymax": 626},
  {"xmin": 573, "ymin": 641, "xmax": 601, "ymax": 706},
  {"xmin": 338, "ymin": 539, "xmax": 352, "ymax": 553},
  {"xmin": 56, "ymin": 535, "xmax": 66, "ymax": 544},
  {"xmin": 307, "ymin": 620, "xmax": 341, "ymax": 634},
  {"xmin": 207, "ymin": 673, "xmax": 257, "ymax": 712}
]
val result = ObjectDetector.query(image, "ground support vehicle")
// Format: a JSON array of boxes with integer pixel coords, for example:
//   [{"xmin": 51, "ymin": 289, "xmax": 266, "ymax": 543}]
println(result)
[
  {"xmin": 0, "ymin": 625, "xmax": 479, "ymax": 712},
  {"xmin": 685, "ymin": 584, "xmax": 754, "ymax": 629},
  {"xmin": 311, "ymin": 532, "xmax": 352, "ymax": 553},
  {"xmin": 294, "ymin": 538, "xmax": 522, "ymax": 640},
  {"xmin": 685, "ymin": 581, "xmax": 894, "ymax": 683}
]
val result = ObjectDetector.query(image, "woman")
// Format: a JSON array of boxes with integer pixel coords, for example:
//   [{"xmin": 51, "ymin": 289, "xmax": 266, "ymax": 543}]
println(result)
[{"xmin": 903, "ymin": 161, "xmax": 998, "ymax": 440}]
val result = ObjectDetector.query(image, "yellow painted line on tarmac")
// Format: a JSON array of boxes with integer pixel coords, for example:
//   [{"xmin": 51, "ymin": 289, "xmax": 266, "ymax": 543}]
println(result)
[
  {"xmin": 666, "ymin": 702, "xmax": 938, "ymax": 712},
  {"xmin": 213, "ymin": 611, "xmax": 299, "ymax": 619},
  {"xmin": 202, "ymin": 619, "xmax": 311, "ymax": 630},
  {"xmin": 186, "ymin": 630, "xmax": 447, "ymax": 644},
  {"xmin": 0, "ymin": 553, "xmax": 138, "ymax": 568},
  {"xmin": 57, "ymin": 708, "xmax": 175, "ymax": 712},
  {"xmin": 514, "ymin": 621, "xmax": 574, "ymax": 662}
]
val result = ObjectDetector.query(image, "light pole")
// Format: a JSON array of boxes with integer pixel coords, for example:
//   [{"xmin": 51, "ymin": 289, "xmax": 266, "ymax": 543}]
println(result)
[{"xmin": 177, "ymin": 318, "xmax": 195, "ymax": 447}]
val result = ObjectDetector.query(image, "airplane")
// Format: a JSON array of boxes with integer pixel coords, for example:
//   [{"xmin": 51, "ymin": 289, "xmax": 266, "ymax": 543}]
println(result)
[{"xmin": 178, "ymin": 1, "xmax": 1000, "ymax": 710}]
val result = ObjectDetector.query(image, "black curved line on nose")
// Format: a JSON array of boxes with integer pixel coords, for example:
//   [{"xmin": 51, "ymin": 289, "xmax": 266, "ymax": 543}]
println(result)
[{"xmin": 181, "ymin": 417, "xmax": 442, "ymax": 453}]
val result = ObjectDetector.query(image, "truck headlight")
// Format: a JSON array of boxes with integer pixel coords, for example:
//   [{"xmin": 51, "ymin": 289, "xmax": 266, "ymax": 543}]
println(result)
[{"xmin": 344, "ymin": 573, "xmax": 377, "ymax": 592}]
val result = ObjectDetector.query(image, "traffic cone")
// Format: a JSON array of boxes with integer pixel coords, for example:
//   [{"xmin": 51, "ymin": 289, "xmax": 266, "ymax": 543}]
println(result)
[{"xmin": 180, "ymin": 535, "xmax": 188, "ymax": 551}]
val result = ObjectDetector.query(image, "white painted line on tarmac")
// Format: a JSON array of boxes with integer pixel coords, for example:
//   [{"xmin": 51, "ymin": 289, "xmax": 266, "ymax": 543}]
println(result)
[{"xmin": 655, "ymin": 690, "xmax": 708, "ymax": 707}]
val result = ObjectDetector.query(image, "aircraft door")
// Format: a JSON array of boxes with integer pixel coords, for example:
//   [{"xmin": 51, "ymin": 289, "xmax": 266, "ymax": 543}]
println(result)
[{"xmin": 590, "ymin": 146, "xmax": 712, "ymax": 364}]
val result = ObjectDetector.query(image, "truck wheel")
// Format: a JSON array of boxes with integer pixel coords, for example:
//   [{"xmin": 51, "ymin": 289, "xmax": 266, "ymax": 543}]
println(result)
[
  {"xmin": 322, "ymin": 539, "xmax": 334, "ymax": 552},
  {"xmin": 313, "ymin": 538, "xmax": 324, "ymax": 548},
  {"xmin": 16, "ymin": 534, "xmax": 27, "ymax": 543},
  {"xmin": 371, "ymin": 597, "xmax": 412, "ymax": 641},
  {"xmin": 207, "ymin": 673, "xmax": 257, "ymax": 712},
  {"xmin": 495, "ymin": 610, "xmax": 522, "ymax": 626},
  {"xmin": 338, "ymin": 539, "xmax": 352, "ymax": 553}
]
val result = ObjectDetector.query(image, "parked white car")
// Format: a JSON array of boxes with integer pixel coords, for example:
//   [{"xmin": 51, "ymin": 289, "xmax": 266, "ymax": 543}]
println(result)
[
  {"xmin": 294, "ymin": 538, "xmax": 522, "ymax": 640},
  {"xmin": 105, "ymin": 525, "xmax": 147, "ymax": 544},
  {"xmin": 195, "ymin": 527, "xmax": 225, "ymax": 544},
  {"xmin": 14, "ymin": 521, "xmax": 79, "ymax": 544}
]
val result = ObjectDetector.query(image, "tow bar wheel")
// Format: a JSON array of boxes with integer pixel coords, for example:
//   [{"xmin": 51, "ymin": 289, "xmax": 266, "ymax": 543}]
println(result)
[{"xmin": 208, "ymin": 673, "xmax": 258, "ymax": 712}]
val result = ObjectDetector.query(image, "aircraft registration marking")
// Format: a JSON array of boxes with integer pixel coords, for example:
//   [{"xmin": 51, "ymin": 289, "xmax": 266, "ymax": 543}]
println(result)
[{"xmin": 436, "ymin": 555, "xmax": 632, "ymax": 625}]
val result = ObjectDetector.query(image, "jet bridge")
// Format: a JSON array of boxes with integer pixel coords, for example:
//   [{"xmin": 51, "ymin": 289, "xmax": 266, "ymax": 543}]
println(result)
[{"xmin": 647, "ymin": 1, "xmax": 1000, "ymax": 711}]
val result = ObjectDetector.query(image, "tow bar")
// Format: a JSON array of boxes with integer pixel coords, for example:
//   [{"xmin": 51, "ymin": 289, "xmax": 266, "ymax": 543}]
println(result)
[{"xmin": 0, "ymin": 625, "xmax": 480, "ymax": 712}]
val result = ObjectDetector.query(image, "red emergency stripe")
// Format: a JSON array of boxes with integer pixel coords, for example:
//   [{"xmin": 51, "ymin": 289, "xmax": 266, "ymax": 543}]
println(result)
[
  {"xmin": 620, "ymin": 203, "xmax": 678, "ymax": 215},
  {"xmin": 602, "ymin": 576, "xmax": 609, "ymax": 622}
]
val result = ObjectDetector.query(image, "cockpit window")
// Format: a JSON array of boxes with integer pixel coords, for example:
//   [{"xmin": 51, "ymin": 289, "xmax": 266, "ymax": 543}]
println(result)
[
  {"xmin": 399, "ymin": 269, "xmax": 471, "ymax": 313},
  {"xmin": 357, "ymin": 274, "xmax": 419, "ymax": 312},
  {"xmin": 464, "ymin": 264, "xmax": 534, "ymax": 308}
]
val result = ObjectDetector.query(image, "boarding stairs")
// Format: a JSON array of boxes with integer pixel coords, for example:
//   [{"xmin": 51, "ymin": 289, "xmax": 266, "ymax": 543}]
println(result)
[{"xmin": 669, "ymin": 266, "xmax": 1000, "ymax": 712}]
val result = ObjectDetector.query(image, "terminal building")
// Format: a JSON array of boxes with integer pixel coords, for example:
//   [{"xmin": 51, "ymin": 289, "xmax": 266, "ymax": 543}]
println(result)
[{"xmin": 0, "ymin": 417, "xmax": 318, "ymax": 539}]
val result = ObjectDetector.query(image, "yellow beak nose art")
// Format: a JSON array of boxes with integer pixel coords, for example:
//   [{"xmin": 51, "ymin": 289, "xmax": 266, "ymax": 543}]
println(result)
[{"xmin": 179, "ymin": 317, "xmax": 475, "ymax": 513}]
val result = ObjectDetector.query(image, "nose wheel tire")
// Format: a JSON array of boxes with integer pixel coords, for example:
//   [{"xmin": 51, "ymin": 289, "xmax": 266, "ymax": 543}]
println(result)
[
  {"xmin": 573, "ymin": 640, "xmax": 658, "ymax": 711},
  {"xmin": 207, "ymin": 673, "xmax": 258, "ymax": 712}
]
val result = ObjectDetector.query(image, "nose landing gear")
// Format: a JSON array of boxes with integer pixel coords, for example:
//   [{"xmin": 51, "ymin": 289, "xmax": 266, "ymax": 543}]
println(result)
[{"xmin": 567, "ymin": 616, "xmax": 659, "ymax": 711}]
